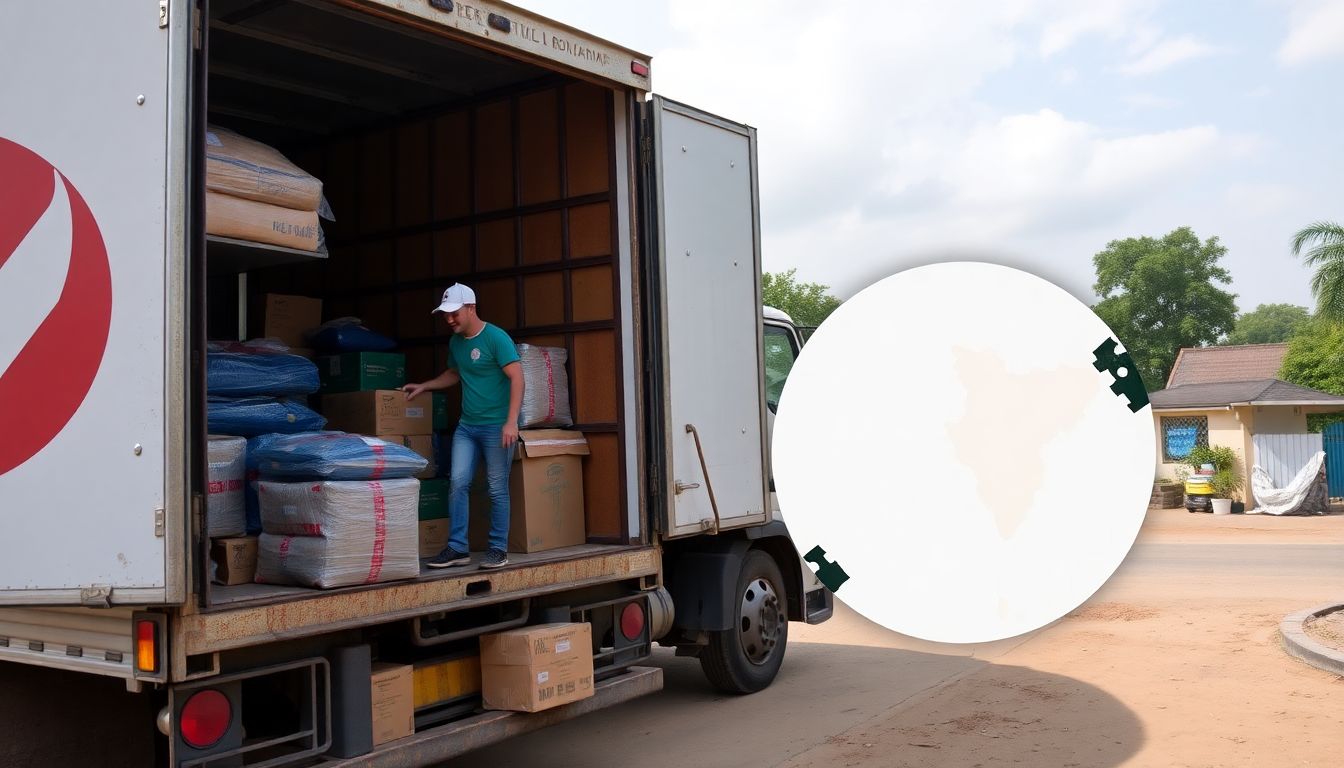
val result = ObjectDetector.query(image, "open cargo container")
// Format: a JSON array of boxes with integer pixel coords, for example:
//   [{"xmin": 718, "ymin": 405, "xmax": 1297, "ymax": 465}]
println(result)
[{"xmin": 0, "ymin": 2, "xmax": 831, "ymax": 765}]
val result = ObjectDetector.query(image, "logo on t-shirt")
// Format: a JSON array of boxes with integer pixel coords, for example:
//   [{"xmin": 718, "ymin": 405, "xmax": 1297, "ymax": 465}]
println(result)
[{"xmin": 470, "ymin": 348, "xmax": 481, "ymax": 362}]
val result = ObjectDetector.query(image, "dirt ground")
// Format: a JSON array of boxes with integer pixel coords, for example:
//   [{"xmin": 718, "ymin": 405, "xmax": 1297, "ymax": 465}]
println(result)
[{"xmin": 782, "ymin": 506, "xmax": 1344, "ymax": 768}]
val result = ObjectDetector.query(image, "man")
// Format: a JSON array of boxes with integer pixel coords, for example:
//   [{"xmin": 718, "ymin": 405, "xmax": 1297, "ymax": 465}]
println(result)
[{"xmin": 404, "ymin": 283, "xmax": 524, "ymax": 569}]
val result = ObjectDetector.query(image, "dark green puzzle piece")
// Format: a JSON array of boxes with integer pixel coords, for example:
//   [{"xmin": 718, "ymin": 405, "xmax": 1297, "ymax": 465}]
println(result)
[
  {"xmin": 804, "ymin": 545, "xmax": 849, "ymax": 593},
  {"xmin": 1092, "ymin": 337, "xmax": 1148, "ymax": 413}
]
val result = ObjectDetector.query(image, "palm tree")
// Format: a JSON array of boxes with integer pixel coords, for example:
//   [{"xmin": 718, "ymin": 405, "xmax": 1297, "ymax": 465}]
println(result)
[{"xmin": 1292, "ymin": 221, "xmax": 1344, "ymax": 321}]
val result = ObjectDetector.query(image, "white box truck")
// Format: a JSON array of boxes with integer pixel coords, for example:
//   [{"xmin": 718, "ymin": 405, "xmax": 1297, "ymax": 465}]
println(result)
[{"xmin": 0, "ymin": 2, "xmax": 830, "ymax": 765}]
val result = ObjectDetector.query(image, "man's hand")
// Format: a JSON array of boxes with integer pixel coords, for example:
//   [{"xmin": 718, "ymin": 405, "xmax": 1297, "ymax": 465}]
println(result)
[
  {"xmin": 402, "ymin": 383, "xmax": 427, "ymax": 401},
  {"xmin": 502, "ymin": 423, "xmax": 519, "ymax": 449}
]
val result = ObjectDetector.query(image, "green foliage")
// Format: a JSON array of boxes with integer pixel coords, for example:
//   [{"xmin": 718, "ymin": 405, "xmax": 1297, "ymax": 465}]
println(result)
[
  {"xmin": 1278, "ymin": 317, "xmax": 1344, "ymax": 396},
  {"xmin": 1291, "ymin": 221, "xmax": 1344, "ymax": 322},
  {"xmin": 761, "ymin": 269, "xmax": 842, "ymax": 329},
  {"xmin": 1091, "ymin": 227, "xmax": 1238, "ymax": 391},
  {"xmin": 1224, "ymin": 303, "xmax": 1310, "ymax": 345},
  {"xmin": 1307, "ymin": 412, "xmax": 1344, "ymax": 433},
  {"xmin": 1185, "ymin": 445, "xmax": 1243, "ymax": 499}
]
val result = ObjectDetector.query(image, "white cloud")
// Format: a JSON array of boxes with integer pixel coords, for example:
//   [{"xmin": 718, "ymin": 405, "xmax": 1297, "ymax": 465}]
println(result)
[
  {"xmin": 1120, "ymin": 35, "xmax": 1218, "ymax": 74},
  {"xmin": 1224, "ymin": 183, "xmax": 1299, "ymax": 216},
  {"xmin": 1279, "ymin": 0, "xmax": 1344, "ymax": 65}
]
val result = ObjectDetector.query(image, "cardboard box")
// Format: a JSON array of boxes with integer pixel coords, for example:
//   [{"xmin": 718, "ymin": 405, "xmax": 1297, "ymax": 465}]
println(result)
[
  {"xmin": 480, "ymin": 623, "xmax": 593, "ymax": 712},
  {"xmin": 370, "ymin": 663, "xmax": 414, "ymax": 747},
  {"xmin": 210, "ymin": 536, "xmax": 258, "ymax": 586},
  {"xmin": 418, "ymin": 518, "xmax": 449, "ymax": 558},
  {"xmin": 468, "ymin": 430, "xmax": 588, "ymax": 553},
  {"xmin": 378, "ymin": 434, "xmax": 436, "ymax": 480},
  {"xmin": 322, "ymin": 390, "xmax": 433, "ymax": 436},
  {"xmin": 419, "ymin": 477, "xmax": 450, "ymax": 520},
  {"xmin": 319, "ymin": 352, "xmax": 407, "ymax": 394},
  {"xmin": 208, "ymin": 191, "xmax": 321, "ymax": 252},
  {"xmin": 262, "ymin": 293, "xmax": 322, "ymax": 349}
]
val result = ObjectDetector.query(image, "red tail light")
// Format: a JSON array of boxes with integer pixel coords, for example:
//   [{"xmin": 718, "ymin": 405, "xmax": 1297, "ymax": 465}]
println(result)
[
  {"xmin": 180, "ymin": 689, "xmax": 231, "ymax": 749},
  {"xmin": 620, "ymin": 602, "xmax": 645, "ymax": 641},
  {"xmin": 135, "ymin": 619, "xmax": 158, "ymax": 674}
]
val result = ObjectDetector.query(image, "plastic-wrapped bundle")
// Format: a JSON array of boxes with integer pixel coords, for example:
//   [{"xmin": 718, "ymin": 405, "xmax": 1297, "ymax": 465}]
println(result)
[
  {"xmin": 251, "ymin": 432, "xmax": 427, "ymax": 480},
  {"xmin": 205, "ymin": 125, "xmax": 324, "ymax": 211},
  {"xmin": 308, "ymin": 320, "xmax": 397, "ymax": 354},
  {"xmin": 516, "ymin": 343, "xmax": 573, "ymax": 428},
  {"xmin": 208, "ymin": 396, "xmax": 326, "ymax": 437},
  {"xmin": 207, "ymin": 353, "xmax": 320, "ymax": 397},
  {"xmin": 254, "ymin": 478, "xmax": 420, "ymax": 588},
  {"xmin": 206, "ymin": 436, "xmax": 247, "ymax": 537}
]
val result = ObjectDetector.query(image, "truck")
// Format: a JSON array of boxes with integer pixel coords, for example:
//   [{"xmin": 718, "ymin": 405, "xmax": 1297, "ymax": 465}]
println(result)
[{"xmin": 0, "ymin": 2, "xmax": 830, "ymax": 766}]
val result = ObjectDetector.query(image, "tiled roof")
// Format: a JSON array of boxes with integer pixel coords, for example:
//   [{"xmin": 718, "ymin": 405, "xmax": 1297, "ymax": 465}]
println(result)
[
  {"xmin": 1150, "ymin": 379, "xmax": 1344, "ymax": 409},
  {"xmin": 1166, "ymin": 343, "xmax": 1288, "ymax": 388}
]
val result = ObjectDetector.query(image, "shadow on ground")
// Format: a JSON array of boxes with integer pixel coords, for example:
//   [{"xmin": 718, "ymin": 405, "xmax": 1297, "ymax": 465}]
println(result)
[{"xmin": 448, "ymin": 642, "xmax": 1144, "ymax": 768}]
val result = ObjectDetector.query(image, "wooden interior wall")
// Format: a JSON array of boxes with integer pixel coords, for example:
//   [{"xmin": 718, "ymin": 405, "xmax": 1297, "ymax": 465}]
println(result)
[{"xmin": 248, "ymin": 80, "xmax": 627, "ymax": 543}]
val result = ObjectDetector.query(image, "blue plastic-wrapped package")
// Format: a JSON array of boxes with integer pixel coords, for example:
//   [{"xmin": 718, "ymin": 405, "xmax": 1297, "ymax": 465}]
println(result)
[
  {"xmin": 207, "ymin": 396, "xmax": 327, "ymax": 437},
  {"xmin": 309, "ymin": 323, "xmax": 397, "ymax": 354},
  {"xmin": 251, "ymin": 432, "xmax": 428, "ymax": 481},
  {"xmin": 207, "ymin": 352, "xmax": 320, "ymax": 396}
]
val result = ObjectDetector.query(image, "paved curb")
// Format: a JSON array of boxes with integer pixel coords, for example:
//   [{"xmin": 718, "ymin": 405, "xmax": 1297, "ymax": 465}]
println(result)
[{"xmin": 1279, "ymin": 603, "xmax": 1344, "ymax": 677}]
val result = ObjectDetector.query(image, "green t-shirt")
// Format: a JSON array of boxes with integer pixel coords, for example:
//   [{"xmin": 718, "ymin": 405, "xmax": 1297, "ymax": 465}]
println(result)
[{"xmin": 448, "ymin": 323, "xmax": 520, "ymax": 426}]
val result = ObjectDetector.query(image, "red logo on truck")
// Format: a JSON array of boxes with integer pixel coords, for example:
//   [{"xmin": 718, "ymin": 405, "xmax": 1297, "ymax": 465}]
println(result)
[{"xmin": 0, "ymin": 137, "xmax": 113, "ymax": 476}]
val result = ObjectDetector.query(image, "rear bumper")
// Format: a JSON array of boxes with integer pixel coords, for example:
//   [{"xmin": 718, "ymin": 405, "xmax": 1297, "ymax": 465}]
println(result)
[{"xmin": 332, "ymin": 666, "xmax": 663, "ymax": 765}]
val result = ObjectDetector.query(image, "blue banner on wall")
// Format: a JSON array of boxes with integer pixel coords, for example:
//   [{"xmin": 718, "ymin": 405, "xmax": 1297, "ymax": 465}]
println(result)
[{"xmin": 1165, "ymin": 425, "xmax": 1197, "ymax": 459}]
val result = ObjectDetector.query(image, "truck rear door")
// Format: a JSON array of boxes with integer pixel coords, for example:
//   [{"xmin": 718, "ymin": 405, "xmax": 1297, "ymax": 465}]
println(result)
[
  {"xmin": 639, "ymin": 96, "xmax": 769, "ymax": 538},
  {"xmin": 0, "ymin": 3, "xmax": 192, "ymax": 605}
]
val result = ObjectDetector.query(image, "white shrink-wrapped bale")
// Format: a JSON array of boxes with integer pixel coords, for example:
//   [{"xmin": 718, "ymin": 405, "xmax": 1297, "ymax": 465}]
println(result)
[
  {"xmin": 206, "ymin": 436, "xmax": 247, "ymax": 537},
  {"xmin": 255, "ymin": 478, "xmax": 419, "ymax": 588},
  {"xmin": 517, "ymin": 343, "xmax": 573, "ymax": 428}
]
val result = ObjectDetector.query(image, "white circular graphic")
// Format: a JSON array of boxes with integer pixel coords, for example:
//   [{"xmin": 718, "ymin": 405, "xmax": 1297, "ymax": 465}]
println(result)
[
  {"xmin": 773, "ymin": 262, "xmax": 1155, "ymax": 644},
  {"xmin": 470, "ymin": 348, "xmax": 481, "ymax": 361}
]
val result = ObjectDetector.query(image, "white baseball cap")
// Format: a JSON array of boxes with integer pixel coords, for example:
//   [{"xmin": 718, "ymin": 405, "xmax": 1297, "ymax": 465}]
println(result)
[{"xmin": 432, "ymin": 283, "xmax": 476, "ymax": 314}]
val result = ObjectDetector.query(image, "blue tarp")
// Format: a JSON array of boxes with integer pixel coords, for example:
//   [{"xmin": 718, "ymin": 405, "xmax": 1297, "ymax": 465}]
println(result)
[{"xmin": 207, "ymin": 353, "xmax": 320, "ymax": 397}]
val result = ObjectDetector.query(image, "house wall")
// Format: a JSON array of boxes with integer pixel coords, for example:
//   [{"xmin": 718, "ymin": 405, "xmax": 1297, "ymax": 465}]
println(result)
[
  {"xmin": 1153, "ymin": 408, "xmax": 1254, "ymax": 508},
  {"xmin": 1252, "ymin": 405, "xmax": 1308, "ymax": 433}
]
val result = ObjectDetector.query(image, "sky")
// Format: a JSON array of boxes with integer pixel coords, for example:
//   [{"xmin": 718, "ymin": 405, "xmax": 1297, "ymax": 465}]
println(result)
[{"xmin": 525, "ymin": 0, "xmax": 1344, "ymax": 314}]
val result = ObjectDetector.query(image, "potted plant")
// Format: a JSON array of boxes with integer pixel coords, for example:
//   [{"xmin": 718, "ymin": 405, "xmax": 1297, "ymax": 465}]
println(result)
[{"xmin": 1186, "ymin": 445, "xmax": 1242, "ymax": 515}]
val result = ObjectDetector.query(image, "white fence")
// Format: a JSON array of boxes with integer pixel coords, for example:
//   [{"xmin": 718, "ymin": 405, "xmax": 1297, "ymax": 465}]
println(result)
[{"xmin": 1252, "ymin": 433, "xmax": 1324, "ymax": 487}]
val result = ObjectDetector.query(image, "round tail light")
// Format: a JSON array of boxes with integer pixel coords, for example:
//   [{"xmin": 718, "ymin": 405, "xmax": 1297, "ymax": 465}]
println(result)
[
  {"xmin": 180, "ymin": 689, "xmax": 231, "ymax": 749},
  {"xmin": 620, "ymin": 601, "xmax": 646, "ymax": 641}
]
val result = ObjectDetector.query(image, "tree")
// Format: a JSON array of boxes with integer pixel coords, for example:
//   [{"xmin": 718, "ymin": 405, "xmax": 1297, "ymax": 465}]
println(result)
[
  {"xmin": 1279, "ymin": 316, "xmax": 1344, "ymax": 396},
  {"xmin": 1223, "ymin": 303, "xmax": 1310, "ymax": 345},
  {"xmin": 1291, "ymin": 221, "xmax": 1344, "ymax": 322},
  {"xmin": 761, "ymin": 269, "xmax": 842, "ymax": 328},
  {"xmin": 1091, "ymin": 227, "xmax": 1238, "ymax": 390}
]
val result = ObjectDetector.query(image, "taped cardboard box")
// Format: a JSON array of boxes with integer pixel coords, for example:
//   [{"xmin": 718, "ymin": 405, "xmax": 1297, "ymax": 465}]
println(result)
[
  {"xmin": 207, "ymin": 191, "xmax": 321, "ymax": 252},
  {"xmin": 206, "ymin": 125, "xmax": 324, "ymax": 211},
  {"xmin": 322, "ymin": 390, "xmax": 433, "ymax": 436},
  {"xmin": 262, "ymin": 294, "xmax": 322, "ymax": 350},
  {"xmin": 210, "ymin": 536, "xmax": 258, "ymax": 586},
  {"xmin": 370, "ymin": 663, "xmax": 414, "ymax": 747},
  {"xmin": 468, "ymin": 429, "xmax": 588, "ymax": 553},
  {"xmin": 377, "ymin": 434, "xmax": 436, "ymax": 480},
  {"xmin": 418, "ymin": 518, "xmax": 449, "ymax": 558},
  {"xmin": 480, "ymin": 623, "xmax": 593, "ymax": 712}
]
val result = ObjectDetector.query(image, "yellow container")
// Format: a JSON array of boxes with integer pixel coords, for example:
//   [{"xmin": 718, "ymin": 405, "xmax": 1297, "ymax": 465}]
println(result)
[
  {"xmin": 412, "ymin": 654, "xmax": 481, "ymax": 710},
  {"xmin": 1185, "ymin": 477, "xmax": 1213, "ymax": 494}
]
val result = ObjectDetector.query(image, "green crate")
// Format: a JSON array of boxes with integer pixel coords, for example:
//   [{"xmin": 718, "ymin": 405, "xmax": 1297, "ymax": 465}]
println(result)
[
  {"xmin": 419, "ymin": 478, "xmax": 450, "ymax": 521},
  {"xmin": 317, "ymin": 352, "xmax": 406, "ymax": 394}
]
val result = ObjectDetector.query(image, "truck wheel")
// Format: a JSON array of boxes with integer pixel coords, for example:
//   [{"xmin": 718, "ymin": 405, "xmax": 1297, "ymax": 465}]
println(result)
[{"xmin": 699, "ymin": 549, "xmax": 788, "ymax": 694}]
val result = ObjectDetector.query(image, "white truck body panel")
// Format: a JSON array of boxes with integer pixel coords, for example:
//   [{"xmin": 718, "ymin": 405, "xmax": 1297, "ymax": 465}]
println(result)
[
  {"xmin": 0, "ymin": 3, "xmax": 190, "ymax": 604},
  {"xmin": 648, "ymin": 97, "xmax": 770, "ymax": 537}
]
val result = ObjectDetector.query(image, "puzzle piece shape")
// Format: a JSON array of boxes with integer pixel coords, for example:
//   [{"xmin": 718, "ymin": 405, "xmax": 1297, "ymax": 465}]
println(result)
[
  {"xmin": 1091, "ymin": 337, "xmax": 1149, "ymax": 413},
  {"xmin": 804, "ymin": 545, "xmax": 850, "ymax": 593}
]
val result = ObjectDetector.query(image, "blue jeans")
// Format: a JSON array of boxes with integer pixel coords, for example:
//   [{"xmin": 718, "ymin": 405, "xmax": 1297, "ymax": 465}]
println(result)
[{"xmin": 447, "ymin": 423, "xmax": 513, "ymax": 554}]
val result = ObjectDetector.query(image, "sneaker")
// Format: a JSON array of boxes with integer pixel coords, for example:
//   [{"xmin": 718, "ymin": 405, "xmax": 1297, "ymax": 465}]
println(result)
[
  {"xmin": 479, "ymin": 549, "xmax": 509, "ymax": 569},
  {"xmin": 425, "ymin": 548, "xmax": 471, "ymax": 568}
]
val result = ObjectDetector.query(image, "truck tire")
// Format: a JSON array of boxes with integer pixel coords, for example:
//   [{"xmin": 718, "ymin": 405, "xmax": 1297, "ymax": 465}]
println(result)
[{"xmin": 699, "ymin": 549, "xmax": 788, "ymax": 694}]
